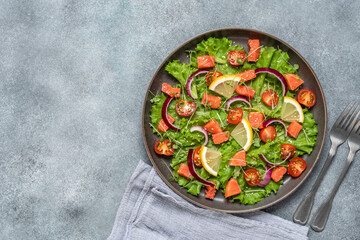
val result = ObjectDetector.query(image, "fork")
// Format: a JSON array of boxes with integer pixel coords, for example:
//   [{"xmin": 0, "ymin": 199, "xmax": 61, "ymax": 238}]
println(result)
[
  {"xmin": 293, "ymin": 103, "xmax": 360, "ymax": 225},
  {"xmin": 311, "ymin": 119, "xmax": 360, "ymax": 231}
]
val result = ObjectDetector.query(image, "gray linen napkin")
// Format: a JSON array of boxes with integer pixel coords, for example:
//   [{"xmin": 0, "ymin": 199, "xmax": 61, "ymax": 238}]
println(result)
[{"xmin": 108, "ymin": 160, "xmax": 309, "ymax": 240}]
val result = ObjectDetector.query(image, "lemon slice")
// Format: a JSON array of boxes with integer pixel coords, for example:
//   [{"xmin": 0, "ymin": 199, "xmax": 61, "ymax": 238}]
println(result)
[
  {"xmin": 209, "ymin": 75, "xmax": 241, "ymax": 98},
  {"xmin": 200, "ymin": 146, "xmax": 222, "ymax": 176},
  {"xmin": 281, "ymin": 96, "xmax": 304, "ymax": 123},
  {"xmin": 230, "ymin": 118, "xmax": 253, "ymax": 151}
]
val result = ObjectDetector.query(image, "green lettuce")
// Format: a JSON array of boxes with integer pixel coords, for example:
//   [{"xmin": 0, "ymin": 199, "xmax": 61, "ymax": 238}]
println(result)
[
  {"xmin": 269, "ymin": 50, "xmax": 299, "ymax": 75},
  {"xmin": 285, "ymin": 108, "xmax": 318, "ymax": 154},
  {"xmin": 193, "ymin": 37, "xmax": 245, "ymax": 64},
  {"xmin": 173, "ymin": 163, "xmax": 211, "ymax": 196},
  {"xmin": 252, "ymin": 47, "xmax": 276, "ymax": 94},
  {"xmin": 165, "ymin": 60, "xmax": 196, "ymax": 86},
  {"xmin": 231, "ymin": 175, "xmax": 282, "ymax": 205}
]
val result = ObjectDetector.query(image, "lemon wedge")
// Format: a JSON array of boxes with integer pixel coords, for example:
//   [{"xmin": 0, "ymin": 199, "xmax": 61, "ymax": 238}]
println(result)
[
  {"xmin": 208, "ymin": 75, "xmax": 241, "ymax": 98},
  {"xmin": 200, "ymin": 146, "xmax": 222, "ymax": 176},
  {"xmin": 281, "ymin": 96, "xmax": 304, "ymax": 123},
  {"xmin": 230, "ymin": 118, "xmax": 253, "ymax": 151}
]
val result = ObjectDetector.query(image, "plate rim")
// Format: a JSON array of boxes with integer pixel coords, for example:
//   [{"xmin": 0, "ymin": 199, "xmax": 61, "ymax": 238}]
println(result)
[{"xmin": 142, "ymin": 27, "xmax": 327, "ymax": 213}]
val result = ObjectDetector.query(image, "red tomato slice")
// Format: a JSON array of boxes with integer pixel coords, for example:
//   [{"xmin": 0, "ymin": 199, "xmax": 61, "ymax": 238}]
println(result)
[
  {"xmin": 248, "ymin": 112, "xmax": 264, "ymax": 129},
  {"xmin": 193, "ymin": 146, "xmax": 202, "ymax": 167},
  {"xmin": 225, "ymin": 178, "xmax": 241, "ymax": 198},
  {"xmin": 288, "ymin": 157, "xmax": 307, "ymax": 177},
  {"xmin": 197, "ymin": 55, "xmax": 215, "ymax": 68},
  {"xmin": 259, "ymin": 126, "xmax": 277, "ymax": 143},
  {"xmin": 227, "ymin": 107, "xmax": 243, "ymax": 124},
  {"xmin": 175, "ymin": 99, "xmax": 196, "ymax": 117},
  {"xmin": 205, "ymin": 71, "xmax": 223, "ymax": 85},
  {"xmin": 154, "ymin": 139, "xmax": 174, "ymax": 156},
  {"xmin": 297, "ymin": 89, "xmax": 316, "ymax": 108},
  {"xmin": 227, "ymin": 51, "xmax": 247, "ymax": 66},
  {"xmin": 280, "ymin": 143, "xmax": 296, "ymax": 160},
  {"xmin": 243, "ymin": 168, "xmax": 261, "ymax": 186},
  {"xmin": 262, "ymin": 89, "xmax": 279, "ymax": 107}
]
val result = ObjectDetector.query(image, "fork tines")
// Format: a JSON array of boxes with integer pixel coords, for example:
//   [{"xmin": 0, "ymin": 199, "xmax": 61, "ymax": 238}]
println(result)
[{"xmin": 337, "ymin": 103, "xmax": 360, "ymax": 131}]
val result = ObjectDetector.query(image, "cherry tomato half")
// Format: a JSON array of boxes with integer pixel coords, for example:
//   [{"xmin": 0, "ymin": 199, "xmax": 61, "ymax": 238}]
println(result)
[
  {"xmin": 244, "ymin": 168, "xmax": 261, "ymax": 186},
  {"xmin": 262, "ymin": 89, "xmax": 279, "ymax": 107},
  {"xmin": 281, "ymin": 143, "xmax": 296, "ymax": 160},
  {"xmin": 154, "ymin": 139, "xmax": 174, "ymax": 156},
  {"xmin": 227, "ymin": 107, "xmax": 243, "ymax": 124},
  {"xmin": 175, "ymin": 99, "xmax": 196, "ymax": 117},
  {"xmin": 227, "ymin": 50, "xmax": 247, "ymax": 66},
  {"xmin": 205, "ymin": 71, "xmax": 223, "ymax": 85},
  {"xmin": 297, "ymin": 89, "xmax": 316, "ymax": 108},
  {"xmin": 288, "ymin": 157, "xmax": 307, "ymax": 177},
  {"xmin": 193, "ymin": 146, "xmax": 202, "ymax": 167},
  {"xmin": 259, "ymin": 126, "xmax": 277, "ymax": 143}
]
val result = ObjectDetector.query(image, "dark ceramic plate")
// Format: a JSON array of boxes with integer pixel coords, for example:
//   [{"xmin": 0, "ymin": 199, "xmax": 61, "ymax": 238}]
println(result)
[{"xmin": 142, "ymin": 28, "xmax": 327, "ymax": 213}]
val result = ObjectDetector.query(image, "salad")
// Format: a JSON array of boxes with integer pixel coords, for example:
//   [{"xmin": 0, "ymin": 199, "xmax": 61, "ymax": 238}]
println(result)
[{"xmin": 149, "ymin": 37, "xmax": 318, "ymax": 205}]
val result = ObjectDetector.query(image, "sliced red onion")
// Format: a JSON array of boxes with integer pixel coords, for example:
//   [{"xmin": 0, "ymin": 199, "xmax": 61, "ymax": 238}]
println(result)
[
  {"xmin": 162, "ymin": 97, "xmax": 180, "ymax": 131},
  {"xmin": 186, "ymin": 70, "xmax": 209, "ymax": 99},
  {"xmin": 187, "ymin": 149, "xmax": 215, "ymax": 187},
  {"xmin": 190, "ymin": 126, "xmax": 209, "ymax": 146},
  {"xmin": 264, "ymin": 118, "xmax": 287, "ymax": 137},
  {"xmin": 259, "ymin": 154, "xmax": 289, "ymax": 166},
  {"xmin": 255, "ymin": 68, "xmax": 288, "ymax": 96},
  {"xmin": 258, "ymin": 166, "xmax": 272, "ymax": 187},
  {"xmin": 225, "ymin": 96, "xmax": 252, "ymax": 111}
]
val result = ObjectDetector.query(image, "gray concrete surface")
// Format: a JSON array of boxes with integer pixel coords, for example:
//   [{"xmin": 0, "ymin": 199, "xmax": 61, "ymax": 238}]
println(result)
[{"xmin": 0, "ymin": 0, "xmax": 359, "ymax": 239}]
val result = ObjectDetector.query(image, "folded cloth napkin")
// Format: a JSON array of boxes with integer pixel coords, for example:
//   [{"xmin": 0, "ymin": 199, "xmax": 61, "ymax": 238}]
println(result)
[{"xmin": 108, "ymin": 160, "xmax": 308, "ymax": 240}]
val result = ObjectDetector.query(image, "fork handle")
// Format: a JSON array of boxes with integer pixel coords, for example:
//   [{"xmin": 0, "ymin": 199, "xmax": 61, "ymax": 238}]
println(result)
[
  {"xmin": 293, "ymin": 144, "xmax": 338, "ymax": 225},
  {"xmin": 310, "ymin": 145, "xmax": 338, "ymax": 193},
  {"xmin": 310, "ymin": 150, "xmax": 356, "ymax": 232}
]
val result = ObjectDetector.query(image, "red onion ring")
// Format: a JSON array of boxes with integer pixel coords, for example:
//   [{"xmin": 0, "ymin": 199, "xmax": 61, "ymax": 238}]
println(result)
[
  {"xmin": 161, "ymin": 97, "xmax": 180, "ymax": 131},
  {"xmin": 255, "ymin": 68, "xmax": 288, "ymax": 96},
  {"xmin": 187, "ymin": 149, "xmax": 215, "ymax": 187},
  {"xmin": 225, "ymin": 96, "xmax": 252, "ymax": 111},
  {"xmin": 186, "ymin": 70, "xmax": 209, "ymax": 99},
  {"xmin": 258, "ymin": 165, "xmax": 272, "ymax": 187},
  {"xmin": 259, "ymin": 154, "xmax": 289, "ymax": 166},
  {"xmin": 190, "ymin": 126, "xmax": 209, "ymax": 146},
  {"xmin": 263, "ymin": 118, "xmax": 287, "ymax": 137}
]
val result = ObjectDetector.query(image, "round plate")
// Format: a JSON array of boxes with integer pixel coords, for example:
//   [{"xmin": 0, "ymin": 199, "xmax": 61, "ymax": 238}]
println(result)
[{"xmin": 142, "ymin": 28, "xmax": 327, "ymax": 213}]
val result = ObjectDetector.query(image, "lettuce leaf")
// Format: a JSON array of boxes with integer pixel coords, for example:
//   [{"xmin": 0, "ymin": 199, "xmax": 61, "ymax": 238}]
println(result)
[
  {"xmin": 149, "ymin": 93, "xmax": 180, "ymax": 136},
  {"xmin": 231, "ymin": 175, "xmax": 282, "ymax": 205},
  {"xmin": 193, "ymin": 37, "xmax": 245, "ymax": 64},
  {"xmin": 285, "ymin": 108, "xmax": 318, "ymax": 154},
  {"xmin": 252, "ymin": 46, "xmax": 276, "ymax": 94},
  {"xmin": 269, "ymin": 50, "xmax": 299, "ymax": 75},
  {"xmin": 217, "ymin": 139, "xmax": 240, "ymax": 184},
  {"xmin": 150, "ymin": 94, "xmax": 167, "ymax": 133},
  {"xmin": 172, "ymin": 162, "xmax": 211, "ymax": 196},
  {"xmin": 165, "ymin": 60, "xmax": 196, "ymax": 86}
]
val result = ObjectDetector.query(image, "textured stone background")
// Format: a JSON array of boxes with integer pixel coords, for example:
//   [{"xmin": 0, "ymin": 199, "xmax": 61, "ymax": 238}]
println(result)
[{"xmin": 0, "ymin": 0, "xmax": 359, "ymax": 239}]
